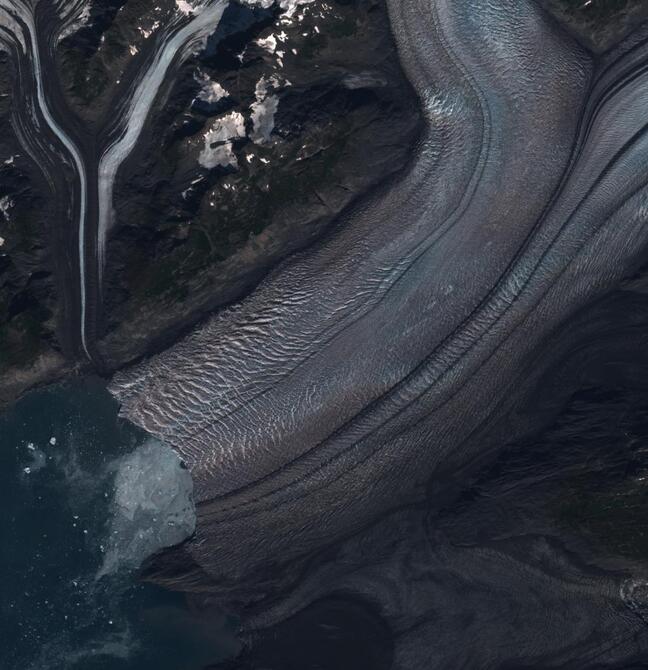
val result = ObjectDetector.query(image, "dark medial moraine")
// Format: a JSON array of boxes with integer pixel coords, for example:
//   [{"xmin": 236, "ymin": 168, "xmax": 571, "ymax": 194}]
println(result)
[
  {"xmin": 0, "ymin": 50, "xmax": 73, "ymax": 405},
  {"xmin": 7, "ymin": 1, "xmax": 648, "ymax": 669},
  {"xmin": 0, "ymin": 0, "xmax": 421, "ymax": 401},
  {"xmin": 111, "ymin": 0, "xmax": 648, "ymax": 666}
]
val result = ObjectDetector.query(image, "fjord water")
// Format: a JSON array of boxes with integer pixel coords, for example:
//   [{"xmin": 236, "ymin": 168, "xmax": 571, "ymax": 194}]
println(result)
[{"xmin": 0, "ymin": 380, "xmax": 238, "ymax": 670}]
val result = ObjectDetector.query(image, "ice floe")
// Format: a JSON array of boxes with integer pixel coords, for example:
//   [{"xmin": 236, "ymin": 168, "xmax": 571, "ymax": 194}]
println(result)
[
  {"xmin": 98, "ymin": 439, "xmax": 196, "ymax": 577},
  {"xmin": 23, "ymin": 441, "xmax": 48, "ymax": 474}
]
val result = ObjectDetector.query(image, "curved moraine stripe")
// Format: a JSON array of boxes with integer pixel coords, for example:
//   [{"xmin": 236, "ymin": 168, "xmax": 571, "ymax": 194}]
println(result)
[
  {"xmin": 96, "ymin": 0, "xmax": 228, "ymax": 288},
  {"xmin": 0, "ymin": 0, "xmax": 91, "ymax": 356},
  {"xmin": 112, "ymin": 0, "xmax": 634, "ymax": 577},
  {"xmin": 0, "ymin": 0, "xmax": 230, "ymax": 360}
]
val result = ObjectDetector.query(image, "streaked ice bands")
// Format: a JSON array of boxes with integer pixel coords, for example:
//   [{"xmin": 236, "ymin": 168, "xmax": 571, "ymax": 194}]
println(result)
[
  {"xmin": 0, "ymin": 0, "xmax": 91, "ymax": 357},
  {"xmin": 0, "ymin": 0, "xmax": 230, "ymax": 359},
  {"xmin": 96, "ymin": 0, "xmax": 227, "ymax": 287},
  {"xmin": 112, "ymin": 0, "xmax": 648, "ymax": 630}
]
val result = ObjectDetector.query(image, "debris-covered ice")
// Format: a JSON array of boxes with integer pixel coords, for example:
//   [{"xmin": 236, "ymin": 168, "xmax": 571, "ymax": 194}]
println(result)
[{"xmin": 98, "ymin": 439, "xmax": 195, "ymax": 577}]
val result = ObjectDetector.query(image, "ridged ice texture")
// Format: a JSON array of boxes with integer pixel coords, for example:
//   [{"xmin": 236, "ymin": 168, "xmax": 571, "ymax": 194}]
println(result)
[{"xmin": 112, "ymin": 0, "xmax": 648, "ymax": 587}]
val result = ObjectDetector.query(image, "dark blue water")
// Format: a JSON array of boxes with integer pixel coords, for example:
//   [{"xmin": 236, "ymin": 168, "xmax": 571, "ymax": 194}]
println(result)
[{"xmin": 0, "ymin": 379, "xmax": 240, "ymax": 670}]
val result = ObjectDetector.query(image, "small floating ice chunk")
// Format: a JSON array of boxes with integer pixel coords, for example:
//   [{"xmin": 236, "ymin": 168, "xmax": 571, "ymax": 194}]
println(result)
[
  {"xmin": 49, "ymin": 437, "xmax": 57, "ymax": 446},
  {"xmin": 0, "ymin": 237, "xmax": 4, "ymax": 248},
  {"xmin": 98, "ymin": 439, "xmax": 195, "ymax": 577},
  {"xmin": 22, "ymin": 442, "xmax": 47, "ymax": 475},
  {"xmin": 31, "ymin": 450, "xmax": 47, "ymax": 471}
]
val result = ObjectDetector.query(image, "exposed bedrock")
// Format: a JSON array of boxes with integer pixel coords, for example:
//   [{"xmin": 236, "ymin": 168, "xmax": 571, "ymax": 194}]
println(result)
[
  {"xmin": 0, "ymin": 0, "xmax": 422, "ymax": 397},
  {"xmin": 99, "ymin": 0, "xmax": 422, "ymax": 366},
  {"xmin": 541, "ymin": 0, "xmax": 648, "ymax": 52},
  {"xmin": 111, "ymin": 0, "xmax": 648, "ymax": 591}
]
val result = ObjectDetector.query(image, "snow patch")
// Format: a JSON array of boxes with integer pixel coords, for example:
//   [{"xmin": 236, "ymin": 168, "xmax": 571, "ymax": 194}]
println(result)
[
  {"xmin": 58, "ymin": 3, "xmax": 91, "ymax": 43},
  {"xmin": 0, "ymin": 195, "xmax": 13, "ymax": 221},
  {"xmin": 239, "ymin": 0, "xmax": 275, "ymax": 7},
  {"xmin": 138, "ymin": 20, "xmax": 161, "ymax": 39},
  {"xmin": 196, "ymin": 72, "xmax": 229, "ymax": 103},
  {"xmin": 240, "ymin": 0, "xmax": 315, "ymax": 15},
  {"xmin": 250, "ymin": 77, "xmax": 279, "ymax": 145},
  {"xmin": 176, "ymin": 0, "xmax": 197, "ymax": 15},
  {"xmin": 279, "ymin": 0, "xmax": 316, "ymax": 16},
  {"xmin": 256, "ymin": 34, "xmax": 277, "ymax": 53},
  {"xmin": 199, "ymin": 111, "xmax": 246, "ymax": 169}
]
